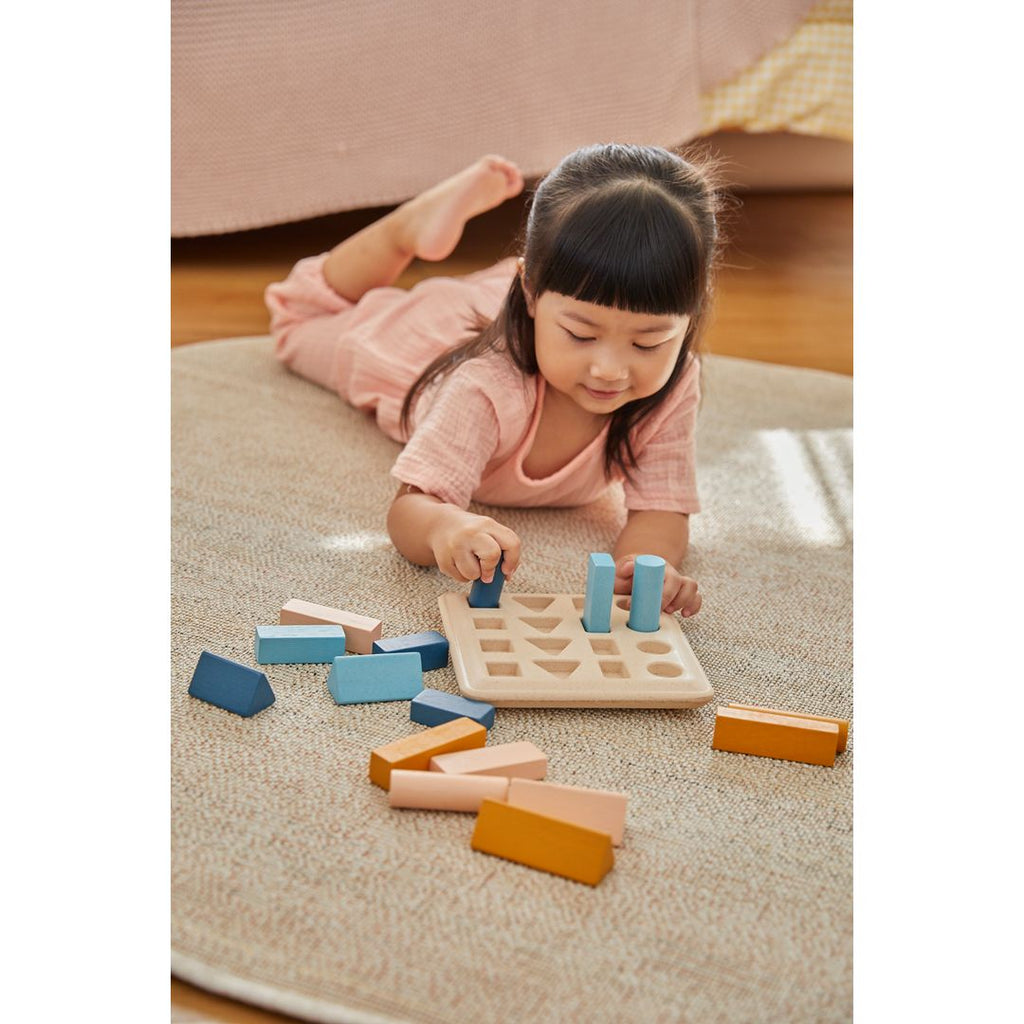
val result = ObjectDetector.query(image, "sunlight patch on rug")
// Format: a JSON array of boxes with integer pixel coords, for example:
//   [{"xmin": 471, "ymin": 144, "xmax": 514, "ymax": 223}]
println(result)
[
  {"xmin": 320, "ymin": 531, "xmax": 392, "ymax": 552},
  {"xmin": 757, "ymin": 428, "xmax": 852, "ymax": 546}
]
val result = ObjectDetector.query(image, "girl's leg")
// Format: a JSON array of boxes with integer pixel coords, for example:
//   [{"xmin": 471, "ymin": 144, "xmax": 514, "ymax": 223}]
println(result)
[{"xmin": 322, "ymin": 155, "xmax": 524, "ymax": 302}]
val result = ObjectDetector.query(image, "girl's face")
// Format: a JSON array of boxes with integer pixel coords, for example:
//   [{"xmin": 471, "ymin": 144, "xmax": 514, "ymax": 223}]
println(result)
[{"xmin": 526, "ymin": 288, "xmax": 690, "ymax": 418}]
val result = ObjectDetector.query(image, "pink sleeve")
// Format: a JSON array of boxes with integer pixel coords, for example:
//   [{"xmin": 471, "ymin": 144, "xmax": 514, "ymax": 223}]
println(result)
[
  {"xmin": 390, "ymin": 371, "xmax": 502, "ymax": 508},
  {"xmin": 622, "ymin": 357, "xmax": 702, "ymax": 514},
  {"xmin": 264, "ymin": 254, "xmax": 354, "ymax": 391}
]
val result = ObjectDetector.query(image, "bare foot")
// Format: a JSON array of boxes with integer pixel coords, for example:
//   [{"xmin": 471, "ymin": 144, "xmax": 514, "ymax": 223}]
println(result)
[{"xmin": 399, "ymin": 156, "xmax": 524, "ymax": 261}]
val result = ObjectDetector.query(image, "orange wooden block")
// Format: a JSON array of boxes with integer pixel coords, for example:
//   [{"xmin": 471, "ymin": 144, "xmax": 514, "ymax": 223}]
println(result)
[
  {"xmin": 369, "ymin": 717, "xmax": 487, "ymax": 790},
  {"xmin": 471, "ymin": 799, "xmax": 615, "ymax": 887},
  {"xmin": 728, "ymin": 702, "xmax": 849, "ymax": 752},
  {"xmin": 280, "ymin": 598, "xmax": 382, "ymax": 655},
  {"xmin": 711, "ymin": 706, "xmax": 839, "ymax": 767}
]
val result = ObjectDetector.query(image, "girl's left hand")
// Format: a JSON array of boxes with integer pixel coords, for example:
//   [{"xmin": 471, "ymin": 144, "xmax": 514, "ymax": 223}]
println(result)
[{"xmin": 614, "ymin": 556, "xmax": 702, "ymax": 618}]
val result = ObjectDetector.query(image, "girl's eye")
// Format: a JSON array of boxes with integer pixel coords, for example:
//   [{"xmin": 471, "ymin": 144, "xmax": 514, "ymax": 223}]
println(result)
[
  {"xmin": 564, "ymin": 329, "xmax": 595, "ymax": 342},
  {"xmin": 634, "ymin": 342, "xmax": 666, "ymax": 352}
]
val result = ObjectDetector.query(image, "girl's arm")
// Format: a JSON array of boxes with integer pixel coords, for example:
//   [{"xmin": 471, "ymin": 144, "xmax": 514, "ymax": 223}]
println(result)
[
  {"xmin": 612, "ymin": 510, "xmax": 702, "ymax": 617},
  {"xmin": 387, "ymin": 484, "xmax": 522, "ymax": 584}
]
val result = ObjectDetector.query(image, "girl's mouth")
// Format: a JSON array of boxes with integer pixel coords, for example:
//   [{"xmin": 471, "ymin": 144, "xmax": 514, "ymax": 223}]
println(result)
[{"xmin": 584, "ymin": 386, "xmax": 627, "ymax": 401}]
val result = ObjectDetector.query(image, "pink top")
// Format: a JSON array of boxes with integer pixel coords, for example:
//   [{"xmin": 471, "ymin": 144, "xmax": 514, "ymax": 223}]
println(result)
[{"xmin": 266, "ymin": 254, "xmax": 701, "ymax": 513}]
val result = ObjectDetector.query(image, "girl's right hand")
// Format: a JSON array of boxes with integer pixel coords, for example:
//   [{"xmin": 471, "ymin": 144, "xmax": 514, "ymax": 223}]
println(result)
[{"xmin": 428, "ymin": 510, "xmax": 522, "ymax": 584}]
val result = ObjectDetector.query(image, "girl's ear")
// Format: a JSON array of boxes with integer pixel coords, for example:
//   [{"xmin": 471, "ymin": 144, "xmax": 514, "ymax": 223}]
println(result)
[{"xmin": 517, "ymin": 257, "xmax": 536, "ymax": 317}]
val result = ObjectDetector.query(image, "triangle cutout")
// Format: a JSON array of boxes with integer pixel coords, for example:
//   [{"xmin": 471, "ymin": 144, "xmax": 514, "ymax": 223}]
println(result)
[
  {"xmin": 533, "ymin": 660, "xmax": 581, "ymax": 678},
  {"xmin": 525, "ymin": 637, "xmax": 571, "ymax": 654},
  {"xmin": 519, "ymin": 616, "xmax": 562, "ymax": 634}
]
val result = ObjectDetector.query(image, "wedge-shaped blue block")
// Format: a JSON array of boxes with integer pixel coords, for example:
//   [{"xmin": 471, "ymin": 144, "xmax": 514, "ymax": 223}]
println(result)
[
  {"xmin": 327, "ymin": 652, "xmax": 423, "ymax": 705},
  {"xmin": 372, "ymin": 630, "xmax": 449, "ymax": 671},
  {"xmin": 582, "ymin": 552, "xmax": 616, "ymax": 633},
  {"xmin": 411, "ymin": 688, "xmax": 496, "ymax": 729},
  {"xmin": 187, "ymin": 651, "xmax": 275, "ymax": 717},
  {"xmin": 254, "ymin": 624, "xmax": 346, "ymax": 664},
  {"xmin": 468, "ymin": 555, "xmax": 505, "ymax": 608}
]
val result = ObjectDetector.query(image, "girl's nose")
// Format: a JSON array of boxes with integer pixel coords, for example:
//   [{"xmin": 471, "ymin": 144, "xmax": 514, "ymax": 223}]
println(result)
[{"xmin": 590, "ymin": 360, "xmax": 628, "ymax": 381}]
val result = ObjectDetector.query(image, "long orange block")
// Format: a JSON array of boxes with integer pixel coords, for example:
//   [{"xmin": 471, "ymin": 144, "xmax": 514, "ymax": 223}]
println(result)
[
  {"xmin": 369, "ymin": 717, "xmax": 487, "ymax": 790},
  {"xmin": 280, "ymin": 598, "xmax": 382, "ymax": 655},
  {"xmin": 728, "ymin": 702, "xmax": 849, "ymax": 752},
  {"xmin": 711, "ymin": 706, "xmax": 839, "ymax": 766},
  {"xmin": 471, "ymin": 799, "xmax": 615, "ymax": 886}
]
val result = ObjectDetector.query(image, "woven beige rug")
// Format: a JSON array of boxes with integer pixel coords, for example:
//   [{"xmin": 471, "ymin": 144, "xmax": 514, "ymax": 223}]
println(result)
[{"xmin": 171, "ymin": 337, "xmax": 853, "ymax": 1023}]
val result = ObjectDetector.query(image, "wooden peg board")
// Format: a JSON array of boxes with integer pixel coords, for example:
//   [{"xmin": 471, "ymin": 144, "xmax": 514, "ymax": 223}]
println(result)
[{"xmin": 437, "ymin": 592, "xmax": 714, "ymax": 708}]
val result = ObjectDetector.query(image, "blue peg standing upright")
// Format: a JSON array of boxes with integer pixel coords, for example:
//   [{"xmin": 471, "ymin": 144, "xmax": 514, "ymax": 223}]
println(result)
[
  {"xmin": 627, "ymin": 555, "xmax": 666, "ymax": 632},
  {"xmin": 468, "ymin": 554, "xmax": 505, "ymax": 608},
  {"xmin": 582, "ymin": 552, "xmax": 615, "ymax": 632}
]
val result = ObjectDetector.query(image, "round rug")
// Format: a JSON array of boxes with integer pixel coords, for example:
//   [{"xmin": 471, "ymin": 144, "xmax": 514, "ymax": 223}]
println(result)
[{"xmin": 171, "ymin": 337, "xmax": 853, "ymax": 1023}]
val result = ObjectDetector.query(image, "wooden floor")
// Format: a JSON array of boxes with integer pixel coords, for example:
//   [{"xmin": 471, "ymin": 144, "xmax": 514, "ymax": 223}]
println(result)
[
  {"xmin": 171, "ymin": 191, "xmax": 852, "ymax": 376},
  {"xmin": 170, "ymin": 186, "xmax": 850, "ymax": 1023}
]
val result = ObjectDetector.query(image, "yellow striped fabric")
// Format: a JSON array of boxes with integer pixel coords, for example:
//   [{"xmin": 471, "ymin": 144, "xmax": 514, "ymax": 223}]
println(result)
[{"xmin": 700, "ymin": 0, "xmax": 852, "ymax": 141}]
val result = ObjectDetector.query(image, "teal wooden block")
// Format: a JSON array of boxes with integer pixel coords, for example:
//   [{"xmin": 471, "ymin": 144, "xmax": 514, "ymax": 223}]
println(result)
[
  {"xmin": 372, "ymin": 630, "xmax": 449, "ymax": 671},
  {"xmin": 582, "ymin": 552, "xmax": 615, "ymax": 633},
  {"xmin": 628, "ymin": 554, "xmax": 666, "ymax": 632},
  {"xmin": 327, "ymin": 652, "xmax": 423, "ymax": 705},
  {"xmin": 187, "ymin": 651, "xmax": 275, "ymax": 717},
  {"xmin": 255, "ymin": 624, "xmax": 346, "ymax": 664},
  {"xmin": 411, "ymin": 688, "xmax": 495, "ymax": 729}
]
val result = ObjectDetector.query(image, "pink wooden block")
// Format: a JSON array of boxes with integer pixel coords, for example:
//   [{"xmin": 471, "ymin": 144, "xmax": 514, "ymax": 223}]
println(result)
[
  {"xmin": 279, "ymin": 598, "xmax": 382, "ymax": 655},
  {"xmin": 387, "ymin": 770, "xmax": 510, "ymax": 812},
  {"xmin": 428, "ymin": 741, "xmax": 547, "ymax": 780},
  {"xmin": 506, "ymin": 778, "xmax": 628, "ymax": 846}
]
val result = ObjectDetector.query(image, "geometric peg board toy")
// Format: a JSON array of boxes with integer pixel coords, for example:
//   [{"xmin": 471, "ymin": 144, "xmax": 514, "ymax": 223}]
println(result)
[{"xmin": 437, "ymin": 592, "xmax": 714, "ymax": 708}]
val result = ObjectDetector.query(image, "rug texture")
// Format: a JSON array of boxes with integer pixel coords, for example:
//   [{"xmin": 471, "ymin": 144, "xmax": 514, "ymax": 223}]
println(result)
[{"xmin": 171, "ymin": 337, "xmax": 853, "ymax": 1024}]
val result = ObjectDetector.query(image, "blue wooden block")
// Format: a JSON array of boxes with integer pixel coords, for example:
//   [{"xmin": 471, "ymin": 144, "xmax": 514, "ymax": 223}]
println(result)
[
  {"xmin": 627, "ymin": 554, "xmax": 666, "ymax": 632},
  {"xmin": 468, "ymin": 555, "xmax": 505, "ymax": 608},
  {"xmin": 582, "ymin": 552, "xmax": 616, "ymax": 632},
  {"xmin": 372, "ymin": 630, "xmax": 449, "ymax": 671},
  {"xmin": 187, "ymin": 651, "xmax": 275, "ymax": 717},
  {"xmin": 254, "ymin": 624, "xmax": 346, "ymax": 664},
  {"xmin": 327, "ymin": 652, "xmax": 423, "ymax": 705},
  {"xmin": 410, "ymin": 688, "xmax": 496, "ymax": 729}
]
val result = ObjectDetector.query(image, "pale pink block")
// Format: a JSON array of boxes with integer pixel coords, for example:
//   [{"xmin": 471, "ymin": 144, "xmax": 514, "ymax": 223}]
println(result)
[
  {"xmin": 280, "ymin": 598, "xmax": 382, "ymax": 654},
  {"xmin": 428, "ymin": 741, "xmax": 547, "ymax": 779},
  {"xmin": 387, "ymin": 770, "xmax": 510, "ymax": 812},
  {"xmin": 506, "ymin": 778, "xmax": 628, "ymax": 846}
]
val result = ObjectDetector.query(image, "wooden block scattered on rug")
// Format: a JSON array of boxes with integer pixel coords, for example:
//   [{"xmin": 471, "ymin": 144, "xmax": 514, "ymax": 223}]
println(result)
[
  {"xmin": 388, "ymin": 769, "xmax": 509, "ymax": 812},
  {"xmin": 727, "ymin": 702, "xmax": 849, "ymax": 752},
  {"xmin": 372, "ymin": 630, "xmax": 449, "ymax": 671},
  {"xmin": 254, "ymin": 624, "xmax": 346, "ymax": 664},
  {"xmin": 410, "ymin": 688, "xmax": 495, "ymax": 730},
  {"xmin": 429, "ymin": 740, "xmax": 546, "ymax": 779},
  {"xmin": 369, "ymin": 717, "xmax": 487, "ymax": 790},
  {"xmin": 506, "ymin": 778, "xmax": 628, "ymax": 846},
  {"xmin": 187, "ymin": 651, "xmax": 275, "ymax": 718},
  {"xmin": 471, "ymin": 798, "xmax": 615, "ymax": 886},
  {"xmin": 327, "ymin": 652, "xmax": 422, "ymax": 705},
  {"xmin": 711, "ymin": 706, "xmax": 840, "ymax": 766},
  {"xmin": 280, "ymin": 598, "xmax": 382, "ymax": 654}
]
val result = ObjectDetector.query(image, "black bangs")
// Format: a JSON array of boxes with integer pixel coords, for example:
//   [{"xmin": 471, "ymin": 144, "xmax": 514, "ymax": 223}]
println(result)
[{"xmin": 532, "ymin": 184, "xmax": 705, "ymax": 316}]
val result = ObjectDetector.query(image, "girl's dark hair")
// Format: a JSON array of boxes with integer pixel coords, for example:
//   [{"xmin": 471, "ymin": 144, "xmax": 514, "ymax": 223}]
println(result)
[{"xmin": 399, "ymin": 143, "xmax": 724, "ymax": 480}]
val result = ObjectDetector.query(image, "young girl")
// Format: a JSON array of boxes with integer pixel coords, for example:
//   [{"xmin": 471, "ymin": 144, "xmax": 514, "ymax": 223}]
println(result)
[{"xmin": 266, "ymin": 144, "xmax": 721, "ymax": 618}]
